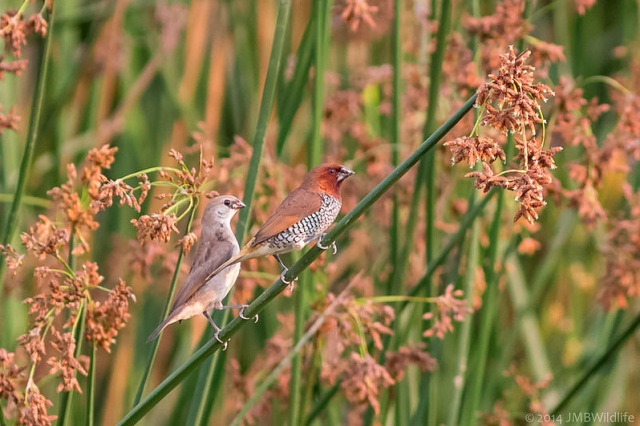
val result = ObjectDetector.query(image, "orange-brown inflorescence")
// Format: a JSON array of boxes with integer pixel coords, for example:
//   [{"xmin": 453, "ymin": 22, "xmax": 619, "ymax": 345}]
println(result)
[
  {"xmin": 444, "ymin": 47, "xmax": 561, "ymax": 224},
  {"xmin": 0, "ymin": 144, "xmax": 137, "ymax": 424},
  {"xmin": 422, "ymin": 284, "xmax": 473, "ymax": 339},
  {"xmin": 0, "ymin": 7, "xmax": 49, "ymax": 136}
]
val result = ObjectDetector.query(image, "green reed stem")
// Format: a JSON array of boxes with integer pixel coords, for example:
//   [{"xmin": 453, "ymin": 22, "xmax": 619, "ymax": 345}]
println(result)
[
  {"xmin": 388, "ymin": 0, "xmax": 402, "ymax": 296},
  {"xmin": 235, "ymin": 0, "xmax": 292, "ymax": 242},
  {"xmin": 116, "ymin": 93, "xmax": 478, "ymax": 426},
  {"xmin": 133, "ymin": 203, "xmax": 197, "ymax": 406},
  {"xmin": 446, "ymin": 220, "xmax": 480, "ymax": 426},
  {"xmin": 421, "ymin": 1, "xmax": 451, "ymax": 424},
  {"xmin": 276, "ymin": 14, "xmax": 316, "ymax": 156},
  {"xmin": 309, "ymin": 0, "xmax": 329, "ymax": 167},
  {"xmin": 186, "ymin": 2, "xmax": 292, "ymax": 424},
  {"xmin": 459, "ymin": 189, "xmax": 505, "ymax": 426},
  {"xmin": 57, "ymin": 301, "xmax": 86, "ymax": 426},
  {"xmin": 551, "ymin": 312, "xmax": 640, "ymax": 414},
  {"xmin": 288, "ymin": 254, "xmax": 307, "ymax": 426},
  {"xmin": 0, "ymin": 194, "xmax": 51, "ymax": 208},
  {"xmin": 304, "ymin": 383, "xmax": 340, "ymax": 426},
  {"xmin": 86, "ymin": 342, "xmax": 97, "ymax": 426},
  {"xmin": 0, "ymin": 5, "xmax": 56, "ymax": 296}
]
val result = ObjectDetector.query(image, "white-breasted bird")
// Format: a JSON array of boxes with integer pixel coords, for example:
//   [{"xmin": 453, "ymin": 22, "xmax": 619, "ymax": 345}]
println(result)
[{"xmin": 147, "ymin": 195, "xmax": 254, "ymax": 346}]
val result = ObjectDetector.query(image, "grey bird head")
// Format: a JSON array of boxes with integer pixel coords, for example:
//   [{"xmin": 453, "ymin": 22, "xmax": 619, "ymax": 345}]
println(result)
[{"xmin": 203, "ymin": 195, "xmax": 245, "ymax": 225}]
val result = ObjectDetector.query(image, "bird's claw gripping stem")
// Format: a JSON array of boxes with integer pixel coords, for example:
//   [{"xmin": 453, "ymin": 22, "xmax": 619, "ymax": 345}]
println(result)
[
  {"xmin": 238, "ymin": 306, "xmax": 259, "ymax": 323},
  {"xmin": 274, "ymin": 255, "xmax": 297, "ymax": 291},
  {"xmin": 317, "ymin": 234, "xmax": 338, "ymax": 255},
  {"xmin": 280, "ymin": 271, "xmax": 297, "ymax": 292},
  {"xmin": 213, "ymin": 331, "xmax": 228, "ymax": 351},
  {"xmin": 204, "ymin": 310, "xmax": 229, "ymax": 350}
]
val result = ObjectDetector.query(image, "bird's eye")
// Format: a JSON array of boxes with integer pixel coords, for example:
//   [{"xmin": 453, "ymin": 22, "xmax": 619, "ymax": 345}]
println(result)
[
  {"xmin": 329, "ymin": 169, "xmax": 336, "ymax": 174},
  {"xmin": 224, "ymin": 200, "xmax": 231, "ymax": 206}
]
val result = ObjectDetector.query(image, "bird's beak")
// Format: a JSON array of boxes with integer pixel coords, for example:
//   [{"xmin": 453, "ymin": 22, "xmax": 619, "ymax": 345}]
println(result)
[
  {"xmin": 232, "ymin": 200, "xmax": 246, "ymax": 210},
  {"xmin": 337, "ymin": 166, "xmax": 355, "ymax": 182}
]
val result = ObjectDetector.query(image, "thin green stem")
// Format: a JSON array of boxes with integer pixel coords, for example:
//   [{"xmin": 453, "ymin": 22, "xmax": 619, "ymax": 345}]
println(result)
[
  {"xmin": 132, "ymin": 203, "xmax": 198, "ymax": 406},
  {"xmin": 580, "ymin": 75, "xmax": 631, "ymax": 94},
  {"xmin": 0, "ymin": 194, "xmax": 51, "ymax": 208},
  {"xmin": 446, "ymin": 221, "xmax": 480, "ymax": 426},
  {"xmin": 459, "ymin": 190, "xmax": 505, "ymax": 426},
  {"xmin": 388, "ymin": 0, "xmax": 402, "ymax": 296},
  {"xmin": 309, "ymin": 0, "xmax": 328, "ymax": 167},
  {"xmin": 356, "ymin": 295, "xmax": 438, "ymax": 304},
  {"xmin": 116, "ymin": 93, "xmax": 479, "ymax": 426},
  {"xmin": 404, "ymin": 189, "xmax": 497, "ymax": 304},
  {"xmin": 288, "ymin": 257, "xmax": 307, "ymax": 426},
  {"xmin": 118, "ymin": 166, "xmax": 183, "ymax": 182},
  {"xmin": 86, "ymin": 342, "xmax": 97, "ymax": 426},
  {"xmin": 304, "ymin": 384, "xmax": 340, "ymax": 426},
  {"xmin": 0, "ymin": 5, "xmax": 56, "ymax": 296},
  {"xmin": 551, "ymin": 312, "xmax": 640, "ymax": 414}
]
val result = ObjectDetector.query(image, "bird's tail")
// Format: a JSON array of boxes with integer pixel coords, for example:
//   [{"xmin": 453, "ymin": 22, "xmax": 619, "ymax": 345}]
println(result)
[{"xmin": 147, "ymin": 314, "xmax": 178, "ymax": 342}]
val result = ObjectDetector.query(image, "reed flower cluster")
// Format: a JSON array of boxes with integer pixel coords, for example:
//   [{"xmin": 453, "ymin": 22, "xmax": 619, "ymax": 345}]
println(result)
[
  {"xmin": 0, "ymin": 2, "xmax": 48, "ymax": 136},
  {"xmin": 445, "ymin": 47, "xmax": 561, "ymax": 224}
]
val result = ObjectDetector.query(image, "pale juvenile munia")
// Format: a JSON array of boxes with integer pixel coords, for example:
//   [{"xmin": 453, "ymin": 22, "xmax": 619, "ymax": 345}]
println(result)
[
  {"xmin": 147, "ymin": 195, "xmax": 254, "ymax": 345},
  {"xmin": 204, "ymin": 164, "xmax": 354, "ymax": 290}
]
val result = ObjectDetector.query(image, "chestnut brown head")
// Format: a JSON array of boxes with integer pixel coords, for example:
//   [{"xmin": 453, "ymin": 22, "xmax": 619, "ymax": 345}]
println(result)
[{"xmin": 301, "ymin": 163, "xmax": 355, "ymax": 198}]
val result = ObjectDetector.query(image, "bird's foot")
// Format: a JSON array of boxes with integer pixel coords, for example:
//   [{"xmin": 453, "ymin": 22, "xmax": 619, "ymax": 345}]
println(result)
[
  {"xmin": 317, "ymin": 234, "xmax": 338, "ymax": 255},
  {"xmin": 213, "ymin": 331, "xmax": 229, "ymax": 351},
  {"xmin": 280, "ymin": 270, "xmax": 298, "ymax": 292},
  {"xmin": 238, "ymin": 306, "xmax": 259, "ymax": 323},
  {"xmin": 203, "ymin": 310, "xmax": 229, "ymax": 350}
]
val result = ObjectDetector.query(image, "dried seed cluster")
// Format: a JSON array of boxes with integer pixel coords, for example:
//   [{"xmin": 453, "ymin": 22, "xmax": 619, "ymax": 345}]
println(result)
[{"xmin": 445, "ymin": 47, "xmax": 561, "ymax": 224}]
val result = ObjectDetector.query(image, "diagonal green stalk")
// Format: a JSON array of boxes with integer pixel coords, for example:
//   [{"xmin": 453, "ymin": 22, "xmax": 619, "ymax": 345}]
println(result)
[
  {"xmin": 404, "ymin": 189, "xmax": 496, "ymax": 303},
  {"xmin": 506, "ymin": 253, "xmax": 552, "ymax": 382},
  {"xmin": 304, "ymin": 383, "xmax": 340, "ymax": 426},
  {"xmin": 0, "ymin": 5, "xmax": 56, "ymax": 297},
  {"xmin": 133, "ymin": 204, "xmax": 197, "ymax": 406},
  {"xmin": 551, "ymin": 312, "xmax": 640, "ymax": 414},
  {"xmin": 116, "ymin": 93, "xmax": 479, "ymax": 426},
  {"xmin": 184, "ymin": 2, "xmax": 292, "ymax": 424}
]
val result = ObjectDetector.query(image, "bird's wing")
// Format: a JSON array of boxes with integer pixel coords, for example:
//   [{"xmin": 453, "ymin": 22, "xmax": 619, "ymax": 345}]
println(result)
[
  {"xmin": 252, "ymin": 188, "xmax": 323, "ymax": 246},
  {"xmin": 170, "ymin": 238, "xmax": 237, "ymax": 311}
]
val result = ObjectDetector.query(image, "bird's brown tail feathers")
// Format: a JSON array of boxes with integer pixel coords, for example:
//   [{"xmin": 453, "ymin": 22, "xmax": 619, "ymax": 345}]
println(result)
[{"xmin": 147, "ymin": 314, "xmax": 176, "ymax": 342}]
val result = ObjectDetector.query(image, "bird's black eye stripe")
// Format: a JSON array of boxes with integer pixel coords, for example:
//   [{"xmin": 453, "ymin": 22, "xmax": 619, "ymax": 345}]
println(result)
[{"xmin": 224, "ymin": 200, "xmax": 230, "ymax": 206}]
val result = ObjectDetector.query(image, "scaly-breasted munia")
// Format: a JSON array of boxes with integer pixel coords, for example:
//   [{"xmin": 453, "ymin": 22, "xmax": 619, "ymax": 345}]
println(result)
[
  {"xmin": 205, "ymin": 164, "xmax": 354, "ymax": 290},
  {"xmin": 147, "ymin": 195, "xmax": 253, "ymax": 346}
]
